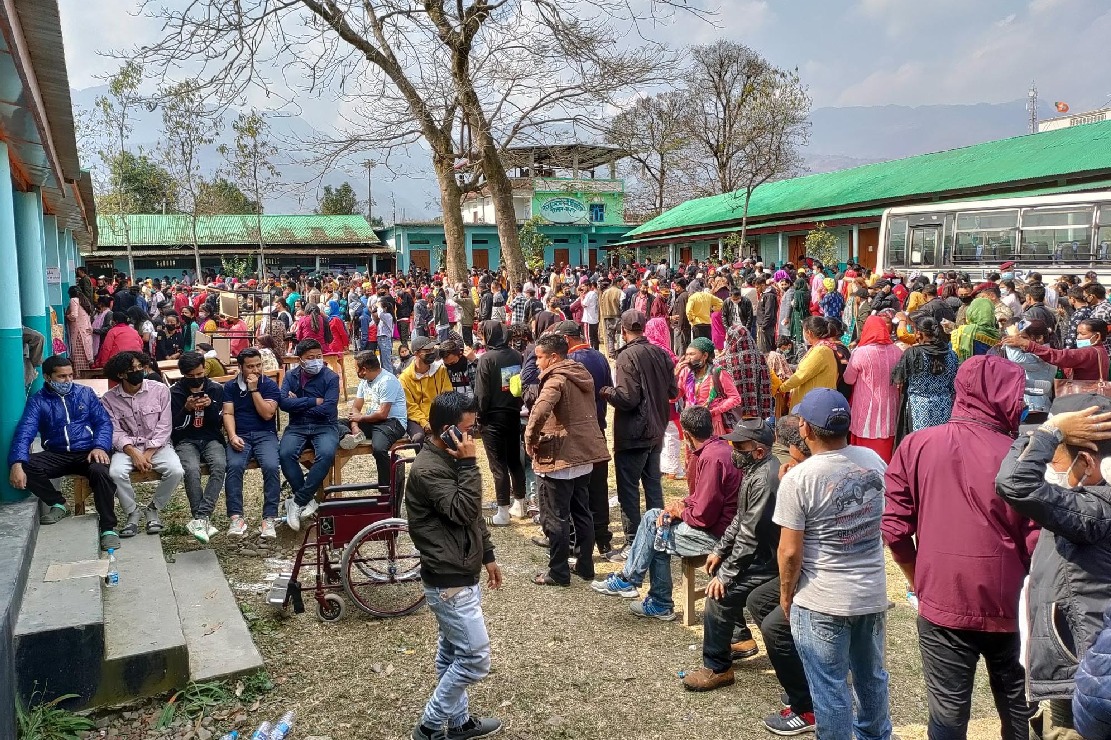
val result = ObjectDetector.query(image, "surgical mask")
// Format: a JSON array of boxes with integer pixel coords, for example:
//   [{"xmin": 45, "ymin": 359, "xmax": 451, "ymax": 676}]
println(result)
[
  {"xmin": 1044, "ymin": 465, "xmax": 1071, "ymax": 487},
  {"xmin": 731, "ymin": 449, "xmax": 757, "ymax": 470},
  {"xmin": 188, "ymin": 377, "xmax": 206, "ymax": 389},
  {"xmin": 1000, "ymin": 289, "xmax": 1011, "ymax": 297},
  {"xmin": 1002, "ymin": 272, "xmax": 1015, "ymax": 281},
  {"xmin": 47, "ymin": 380, "xmax": 73, "ymax": 395},
  {"xmin": 1101, "ymin": 457, "xmax": 1111, "ymax": 485},
  {"xmin": 125, "ymin": 370, "xmax": 146, "ymax": 386},
  {"xmin": 688, "ymin": 359, "xmax": 705, "ymax": 372},
  {"xmin": 1077, "ymin": 338, "xmax": 1093, "ymax": 348},
  {"xmin": 204, "ymin": 350, "xmax": 218, "ymax": 359},
  {"xmin": 301, "ymin": 358, "xmax": 324, "ymax": 375}
]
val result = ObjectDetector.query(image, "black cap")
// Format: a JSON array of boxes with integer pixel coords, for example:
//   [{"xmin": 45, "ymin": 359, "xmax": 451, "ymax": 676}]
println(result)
[{"xmin": 721, "ymin": 418, "xmax": 775, "ymax": 446}]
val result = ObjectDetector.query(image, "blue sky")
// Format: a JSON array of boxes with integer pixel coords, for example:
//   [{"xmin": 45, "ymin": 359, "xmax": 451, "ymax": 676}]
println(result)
[{"xmin": 59, "ymin": 0, "xmax": 1111, "ymax": 113}]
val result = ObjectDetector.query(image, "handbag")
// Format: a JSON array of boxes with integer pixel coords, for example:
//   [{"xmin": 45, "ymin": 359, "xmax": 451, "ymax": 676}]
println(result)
[
  {"xmin": 709, "ymin": 367, "xmax": 740, "ymax": 432},
  {"xmin": 1054, "ymin": 347, "xmax": 1111, "ymax": 398}
]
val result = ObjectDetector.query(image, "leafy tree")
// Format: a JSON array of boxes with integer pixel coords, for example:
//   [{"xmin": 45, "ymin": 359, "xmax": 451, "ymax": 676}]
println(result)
[
  {"xmin": 195, "ymin": 177, "xmax": 259, "ymax": 215},
  {"xmin": 518, "ymin": 216, "xmax": 551, "ymax": 271},
  {"xmin": 97, "ymin": 151, "xmax": 178, "ymax": 215},
  {"xmin": 316, "ymin": 182, "xmax": 360, "ymax": 216},
  {"xmin": 219, "ymin": 111, "xmax": 279, "ymax": 278},
  {"xmin": 804, "ymin": 224, "xmax": 840, "ymax": 269},
  {"xmin": 220, "ymin": 255, "xmax": 253, "ymax": 279}
]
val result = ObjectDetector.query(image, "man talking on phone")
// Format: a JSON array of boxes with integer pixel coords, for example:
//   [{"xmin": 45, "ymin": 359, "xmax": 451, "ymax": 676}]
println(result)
[{"xmin": 406, "ymin": 391, "xmax": 503, "ymax": 740}]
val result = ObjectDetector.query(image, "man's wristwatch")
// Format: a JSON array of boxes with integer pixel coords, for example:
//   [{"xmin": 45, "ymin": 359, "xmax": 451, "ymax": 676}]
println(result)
[{"xmin": 1038, "ymin": 421, "xmax": 1064, "ymax": 444}]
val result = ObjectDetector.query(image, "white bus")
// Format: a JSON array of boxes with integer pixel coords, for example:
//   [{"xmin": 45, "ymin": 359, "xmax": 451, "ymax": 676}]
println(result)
[{"xmin": 877, "ymin": 191, "xmax": 1111, "ymax": 280}]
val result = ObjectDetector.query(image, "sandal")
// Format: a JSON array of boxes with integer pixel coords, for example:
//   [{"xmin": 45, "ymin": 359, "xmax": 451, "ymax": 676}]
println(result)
[
  {"xmin": 533, "ymin": 571, "xmax": 570, "ymax": 587},
  {"xmin": 484, "ymin": 514, "xmax": 510, "ymax": 527}
]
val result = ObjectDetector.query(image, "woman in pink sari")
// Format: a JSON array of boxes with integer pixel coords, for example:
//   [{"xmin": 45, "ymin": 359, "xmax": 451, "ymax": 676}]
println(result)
[
  {"xmin": 646, "ymin": 317, "xmax": 684, "ymax": 479},
  {"xmin": 844, "ymin": 315, "xmax": 903, "ymax": 462},
  {"xmin": 65, "ymin": 286, "xmax": 95, "ymax": 372}
]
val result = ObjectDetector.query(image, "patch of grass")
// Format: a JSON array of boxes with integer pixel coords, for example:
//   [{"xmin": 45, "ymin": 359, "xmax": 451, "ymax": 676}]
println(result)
[
  {"xmin": 240, "ymin": 601, "xmax": 281, "ymax": 637},
  {"xmin": 235, "ymin": 670, "xmax": 276, "ymax": 704},
  {"xmin": 16, "ymin": 690, "xmax": 96, "ymax": 740},
  {"xmin": 155, "ymin": 681, "xmax": 233, "ymax": 728}
]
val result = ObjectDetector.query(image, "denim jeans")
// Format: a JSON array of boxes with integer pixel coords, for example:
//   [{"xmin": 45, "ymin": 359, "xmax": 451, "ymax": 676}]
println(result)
[
  {"xmin": 613, "ymin": 444, "xmax": 664, "ymax": 538},
  {"xmin": 174, "ymin": 438, "xmax": 227, "ymax": 519},
  {"xmin": 279, "ymin": 423, "xmax": 340, "ymax": 505},
  {"xmin": 421, "ymin": 584, "xmax": 492, "ymax": 730},
  {"xmin": 623, "ymin": 508, "xmax": 717, "ymax": 610},
  {"xmin": 377, "ymin": 338, "xmax": 393, "ymax": 375},
  {"xmin": 790, "ymin": 605, "xmax": 892, "ymax": 740},
  {"xmin": 225, "ymin": 430, "xmax": 281, "ymax": 518}
]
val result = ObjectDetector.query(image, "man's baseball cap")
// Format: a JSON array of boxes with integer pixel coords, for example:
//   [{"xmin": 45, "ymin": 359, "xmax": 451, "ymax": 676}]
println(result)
[
  {"xmin": 792, "ymin": 388, "xmax": 851, "ymax": 434},
  {"xmin": 722, "ymin": 418, "xmax": 775, "ymax": 446},
  {"xmin": 411, "ymin": 336, "xmax": 438, "ymax": 353},
  {"xmin": 553, "ymin": 320, "xmax": 582, "ymax": 337},
  {"xmin": 620, "ymin": 309, "xmax": 647, "ymax": 332}
]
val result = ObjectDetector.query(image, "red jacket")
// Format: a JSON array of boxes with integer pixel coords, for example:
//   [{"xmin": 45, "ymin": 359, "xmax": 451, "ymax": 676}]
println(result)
[
  {"xmin": 883, "ymin": 355, "xmax": 1040, "ymax": 632},
  {"xmin": 1029, "ymin": 342, "xmax": 1109, "ymax": 381},
  {"xmin": 95, "ymin": 324, "xmax": 144, "ymax": 368},
  {"xmin": 326, "ymin": 317, "xmax": 349, "ymax": 354},
  {"xmin": 682, "ymin": 437, "xmax": 740, "ymax": 539}
]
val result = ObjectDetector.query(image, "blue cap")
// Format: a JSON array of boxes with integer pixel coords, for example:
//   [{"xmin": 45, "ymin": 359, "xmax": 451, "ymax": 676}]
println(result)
[{"xmin": 791, "ymin": 388, "xmax": 851, "ymax": 434}]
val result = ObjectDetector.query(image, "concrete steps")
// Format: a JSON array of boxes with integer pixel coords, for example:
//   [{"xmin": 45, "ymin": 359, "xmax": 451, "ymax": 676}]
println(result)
[
  {"xmin": 13, "ymin": 513, "xmax": 105, "ymax": 708},
  {"xmin": 0, "ymin": 498, "xmax": 42, "ymax": 738},
  {"xmin": 168, "ymin": 550, "xmax": 264, "ymax": 682},
  {"xmin": 13, "ymin": 512, "xmax": 264, "ymax": 712}
]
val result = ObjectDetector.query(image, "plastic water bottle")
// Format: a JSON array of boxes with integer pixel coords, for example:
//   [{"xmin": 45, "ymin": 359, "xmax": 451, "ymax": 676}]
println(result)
[
  {"xmin": 248, "ymin": 721, "xmax": 271, "ymax": 740},
  {"xmin": 906, "ymin": 589, "xmax": 919, "ymax": 612},
  {"xmin": 104, "ymin": 549, "xmax": 119, "ymax": 588},
  {"xmin": 268, "ymin": 711, "xmax": 295, "ymax": 740},
  {"xmin": 653, "ymin": 514, "xmax": 672, "ymax": 552},
  {"xmin": 218, "ymin": 733, "xmax": 239, "ymax": 740}
]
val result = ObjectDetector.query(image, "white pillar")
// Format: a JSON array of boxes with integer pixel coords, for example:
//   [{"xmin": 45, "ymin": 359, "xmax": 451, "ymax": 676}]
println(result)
[
  {"xmin": 668, "ymin": 243, "xmax": 676, "ymax": 265},
  {"xmin": 371, "ymin": 254, "xmax": 378, "ymax": 274},
  {"xmin": 778, "ymin": 232, "xmax": 785, "ymax": 265},
  {"xmin": 717, "ymin": 238, "xmax": 724, "ymax": 261},
  {"xmin": 851, "ymin": 224, "xmax": 860, "ymax": 264}
]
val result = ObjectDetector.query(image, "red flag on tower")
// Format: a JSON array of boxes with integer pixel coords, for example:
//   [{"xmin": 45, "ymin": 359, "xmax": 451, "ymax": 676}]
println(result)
[{"xmin": 1056, "ymin": 101, "xmax": 1070, "ymax": 113}]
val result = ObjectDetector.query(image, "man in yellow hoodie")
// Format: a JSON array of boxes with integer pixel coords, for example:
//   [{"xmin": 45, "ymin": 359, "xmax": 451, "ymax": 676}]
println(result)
[
  {"xmin": 686, "ymin": 280, "xmax": 723, "ymax": 342},
  {"xmin": 399, "ymin": 337, "xmax": 452, "ymax": 443}
]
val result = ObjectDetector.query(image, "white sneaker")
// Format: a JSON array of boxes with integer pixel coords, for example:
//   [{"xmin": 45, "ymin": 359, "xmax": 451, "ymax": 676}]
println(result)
[
  {"xmin": 508, "ymin": 498, "xmax": 527, "ymax": 518},
  {"xmin": 301, "ymin": 498, "xmax": 320, "ymax": 521},
  {"xmin": 488, "ymin": 506, "xmax": 511, "ymax": 526},
  {"xmin": 339, "ymin": 432, "xmax": 365, "ymax": 450},
  {"xmin": 205, "ymin": 520, "xmax": 218, "ymax": 538},
  {"xmin": 286, "ymin": 500, "xmax": 302, "ymax": 531},
  {"xmin": 186, "ymin": 518, "xmax": 210, "ymax": 544},
  {"xmin": 260, "ymin": 518, "xmax": 277, "ymax": 539},
  {"xmin": 227, "ymin": 515, "xmax": 248, "ymax": 537}
]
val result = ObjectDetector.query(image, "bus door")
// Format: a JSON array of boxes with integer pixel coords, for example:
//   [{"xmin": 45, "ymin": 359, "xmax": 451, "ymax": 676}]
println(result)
[{"xmin": 909, "ymin": 225, "xmax": 940, "ymax": 267}]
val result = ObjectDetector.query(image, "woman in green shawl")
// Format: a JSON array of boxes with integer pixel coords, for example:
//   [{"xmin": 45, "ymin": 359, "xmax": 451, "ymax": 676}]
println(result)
[
  {"xmin": 790, "ymin": 277, "xmax": 809, "ymax": 345},
  {"xmin": 950, "ymin": 296, "xmax": 1001, "ymax": 362}
]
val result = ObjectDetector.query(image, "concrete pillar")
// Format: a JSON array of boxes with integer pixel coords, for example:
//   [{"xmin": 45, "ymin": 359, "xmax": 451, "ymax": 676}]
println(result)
[
  {"xmin": 778, "ymin": 232, "xmax": 785, "ymax": 265},
  {"xmin": 14, "ymin": 190, "xmax": 50, "ymax": 394},
  {"xmin": 371, "ymin": 254, "xmax": 378, "ymax": 275},
  {"xmin": 0, "ymin": 145, "xmax": 27, "ymax": 501},
  {"xmin": 464, "ymin": 231, "xmax": 473, "ymax": 268},
  {"xmin": 851, "ymin": 224, "xmax": 860, "ymax": 264},
  {"xmin": 717, "ymin": 237, "xmax": 724, "ymax": 262},
  {"xmin": 314, "ymin": 255, "xmax": 321, "ymax": 273},
  {"xmin": 44, "ymin": 223, "xmax": 62, "ymax": 318}
]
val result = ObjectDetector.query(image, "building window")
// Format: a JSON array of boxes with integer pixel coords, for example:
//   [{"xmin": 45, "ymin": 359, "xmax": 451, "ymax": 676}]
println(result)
[{"xmin": 590, "ymin": 203, "xmax": 605, "ymax": 222}]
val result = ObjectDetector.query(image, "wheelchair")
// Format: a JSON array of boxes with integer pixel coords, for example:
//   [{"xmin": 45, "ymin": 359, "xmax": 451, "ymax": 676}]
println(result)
[{"xmin": 267, "ymin": 443, "xmax": 425, "ymax": 621}]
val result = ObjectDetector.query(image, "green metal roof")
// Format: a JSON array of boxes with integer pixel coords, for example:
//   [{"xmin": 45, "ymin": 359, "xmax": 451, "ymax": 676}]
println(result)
[
  {"xmin": 96, "ymin": 214, "xmax": 380, "ymax": 247},
  {"xmin": 626, "ymin": 120, "xmax": 1111, "ymax": 242}
]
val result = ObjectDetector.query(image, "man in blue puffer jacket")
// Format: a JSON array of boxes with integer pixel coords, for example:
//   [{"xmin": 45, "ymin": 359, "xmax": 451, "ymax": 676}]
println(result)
[
  {"xmin": 8, "ymin": 355, "xmax": 118, "ymax": 550},
  {"xmin": 1075, "ymin": 608, "xmax": 1111, "ymax": 740}
]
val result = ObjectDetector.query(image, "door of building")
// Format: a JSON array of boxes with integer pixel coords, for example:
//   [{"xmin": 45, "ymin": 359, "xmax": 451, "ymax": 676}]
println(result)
[
  {"xmin": 789, "ymin": 234, "xmax": 807, "ymax": 265},
  {"xmin": 680, "ymin": 246, "xmax": 692, "ymax": 264},
  {"xmin": 410, "ymin": 250, "xmax": 430, "ymax": 272},
  {"xmin": 472, "ymin": 249, "xmax": 489, "ymax": 270},
  {"xmin": 553, "ymin": 248, "xmax": 570, "ymax": 267},
  {"xmin": 855, "ymin": 227, "xmax": 880, "ymax": 272}
]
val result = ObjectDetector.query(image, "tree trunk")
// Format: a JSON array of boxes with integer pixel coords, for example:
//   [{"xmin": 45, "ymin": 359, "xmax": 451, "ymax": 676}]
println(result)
[
  {"xmin": 191, "ymin": 215, "xmax": 202, "ymax": 283},
  {"xmin": 433, "ymin": 153, "xmax": 468, "ymax": 284},
  {"xmin": 476, "ymin": 140, "xmax": 527, "ymax": 284},
  {"xmin": 739, "ymin": 186, "xmax": 752, "ymax": 257}
]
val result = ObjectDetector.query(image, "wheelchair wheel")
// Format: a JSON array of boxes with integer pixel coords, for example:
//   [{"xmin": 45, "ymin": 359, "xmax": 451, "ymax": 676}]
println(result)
[
  {"xmin": 316, "ymin": 593, "xmax": 345, "ymax": 622},
  {"xmin": 341, "ymin": 518, "xmax": 424, "ymax": 618}
]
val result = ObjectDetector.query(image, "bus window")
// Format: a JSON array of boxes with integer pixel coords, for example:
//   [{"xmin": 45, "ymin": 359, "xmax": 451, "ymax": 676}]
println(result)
[
  {"xmin": 1020, "ymin": 207, "xmax": 1093, "ymax": 263},
  {"xmin": 886, "ymin": 217, "xmax": 908, "ymax": 267},
  {"xmin": 1096, "ymin": 206, "xmax": 1111, "ymax": 261},
  {"xmin": 909, "ymin": 227, "xmax": 938, "ymax": 266},
  {"xmin": 954, "ymin": 209, "xmax": 1018, "ymax": 264}
]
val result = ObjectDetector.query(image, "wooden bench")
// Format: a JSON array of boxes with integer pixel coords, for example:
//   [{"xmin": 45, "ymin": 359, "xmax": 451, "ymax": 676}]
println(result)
[
  {"xmin": 681, "ymin": 554, "xmax": 709, "ymax": 627},
  {"xmin": 70, "ymin": 442, "xmax": 384, "ymax": 515}
]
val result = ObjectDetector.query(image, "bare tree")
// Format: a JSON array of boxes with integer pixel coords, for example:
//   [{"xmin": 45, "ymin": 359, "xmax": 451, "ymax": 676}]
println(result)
[
  {"xmin": 220, "ymin": 111, "xmax": 279, "ymax": 279},
  {"xmin": 159, "ymin": 81, "xmax": 220, "ymax": 280},
  {"xmin": 129, "ymin": 0, "xmax": 684, "ymax": 283},
  {"xmin": 605, "ymin": 91, "xmax": 695, "ymax": 218}
]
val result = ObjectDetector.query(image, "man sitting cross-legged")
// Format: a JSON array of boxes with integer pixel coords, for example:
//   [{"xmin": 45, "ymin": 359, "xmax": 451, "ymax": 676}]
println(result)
[
  {"xmin": 592, "ymin": 405, "xmax": 739, "ymax": 621},
  {"xmin": 280, "ymin": 338, "xmax": 340, "ymax": 531},
  {"xmin": 8, "ymin": 356, "xmax": 118, "ymax": 550},
  {"xmin": 340, "ymin": 351, "xmax": 408, "ymax": 485}
]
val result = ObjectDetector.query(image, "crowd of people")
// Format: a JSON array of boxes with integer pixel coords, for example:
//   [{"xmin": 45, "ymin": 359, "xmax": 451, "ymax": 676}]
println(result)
[{"xmin": 18, "ymin": 258, "xmax": 1111, "ymax": 740}]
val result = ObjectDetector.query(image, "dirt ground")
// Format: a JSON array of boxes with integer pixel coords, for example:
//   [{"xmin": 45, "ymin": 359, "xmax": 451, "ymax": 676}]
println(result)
[{"xmin": 110, "ymin": 360, "xmax": 1005, "ymax": 740}]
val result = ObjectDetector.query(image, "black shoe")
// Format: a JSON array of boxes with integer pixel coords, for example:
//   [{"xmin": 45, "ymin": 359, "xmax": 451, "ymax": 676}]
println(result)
[
  {"xmin": 412, "ymin": 723, "xmax": 446, "ymax": 740},
  {"xmin": 448, "ymin": 716, "xmax": 502, "ymax": 739},
  {"xmin": 530, "ymin": 535, "xmax": 550, "ymax": 548}
]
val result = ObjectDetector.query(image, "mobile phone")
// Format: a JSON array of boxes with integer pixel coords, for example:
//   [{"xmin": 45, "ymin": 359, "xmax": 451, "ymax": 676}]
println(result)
[{"xmin": 440, "ymin": 425, "xmax": 463, "ymax": 451}]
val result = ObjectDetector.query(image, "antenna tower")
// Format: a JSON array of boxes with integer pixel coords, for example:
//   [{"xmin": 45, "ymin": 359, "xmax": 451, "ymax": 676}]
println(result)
[{"xmin": 1027, "ymin": 81, "xmax": 1039, "ymax": 134}]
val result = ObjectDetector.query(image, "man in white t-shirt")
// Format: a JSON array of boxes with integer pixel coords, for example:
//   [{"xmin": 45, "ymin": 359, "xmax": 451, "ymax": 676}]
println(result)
[
  {"xmin": 580, "ymin": 281, "xmax": 600, "ymax": 350},
  {"xmin": 340, "ymin": 351, "xmax": 409, "ymax": 485},
  {"xmin": 773, "ymin": 388, "xmax": 891, "ymax": 740}
]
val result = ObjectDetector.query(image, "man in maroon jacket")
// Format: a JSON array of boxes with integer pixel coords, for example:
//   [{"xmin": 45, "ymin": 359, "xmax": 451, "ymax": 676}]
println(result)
[
  {"xmin": 883, "ymin": 354, "xmax": 1039, "ymax": 740},
  {"xmin": 592, "ymin": 405, "xmax": 739, "ymax": 621}
]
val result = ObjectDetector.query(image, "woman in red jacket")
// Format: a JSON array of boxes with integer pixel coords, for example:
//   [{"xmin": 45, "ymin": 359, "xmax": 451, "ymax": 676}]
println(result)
[
  {"xmin": 1003, "ymin": 317, "xmax": 1109, "ymax": 381},
  {"xmin": 93, "ymin": 312, "xmax": 144, "ymax": 368}
]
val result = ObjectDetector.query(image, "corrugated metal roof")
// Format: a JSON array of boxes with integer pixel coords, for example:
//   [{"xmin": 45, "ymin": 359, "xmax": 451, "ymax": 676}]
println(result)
[
  {"xmin": 96, "ymin": 214, "xmax": 382, "ymax": 247},
  {"xmin": 627, "ymin": 120, "xmax": 1111, "ymax": 241}
]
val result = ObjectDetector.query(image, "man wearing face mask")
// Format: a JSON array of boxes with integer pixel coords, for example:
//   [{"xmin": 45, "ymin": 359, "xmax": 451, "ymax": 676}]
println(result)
[
  {"xmin": 101, "ymin": 351, "xmax": 184, "ymax": 538},
  {"xmin": 400, "ymin": 336, "xmax": 453, "ymax": 444},
  {"xmin": 155, "ymin": 313, "xmax": 185, "ymax": 361},
  {"xmin": 885, "ymin": 356, "xmax": 1039, "ymax": 740},
  {"xmin": 996, "ymin": 394, "xmax": 1111, "ymax": 740},
  {"xmin": 8, "ymin": 356, "xmax": 118, "ymax": 549},
  {"xmin": 170, "ymin": 351, "xmax": 226, "ymax": 544},
  {"xmin": 683, "ymin": 418, "xmax": 780, "ymax": 692},
  {"xmin": 280, "ymin": 339, "xmax": 341, "ymax": 531}
]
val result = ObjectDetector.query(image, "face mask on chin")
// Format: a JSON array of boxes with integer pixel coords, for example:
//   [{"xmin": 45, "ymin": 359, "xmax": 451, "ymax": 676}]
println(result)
[{"xmin": 1044, "ymin": 465, "xmax": 1072, "ymax": 488}]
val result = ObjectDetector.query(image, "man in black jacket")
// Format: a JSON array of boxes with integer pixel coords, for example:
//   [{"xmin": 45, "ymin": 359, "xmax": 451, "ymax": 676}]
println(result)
[
  {"xmin": 474, "ymin": 321, "xmax": 525, "ymax": 526},
  {"xmin": 756, "ymin": 278, "xmax": 779, "ymax": 354},
  {"xmin": 996, "ymin": 394, "xmax": 1111, "ymax": 740},
  {"xmin": 170, "ymin": 352, "xmax": 226, "ymax": 544},
  {"xmin": 683, "ymin": 419, "xmax": 780, "ymax": 692},
  {"xmin": 600, "ymin": 309, "xmax": 678, "ymax": 554},
  {"xmin": 476, "ymin": 281, "xmax": 494, "ymax": 324},
  {"xmin": 406, "ymin": 392, "xmax": 503, "ymax": 740}
]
